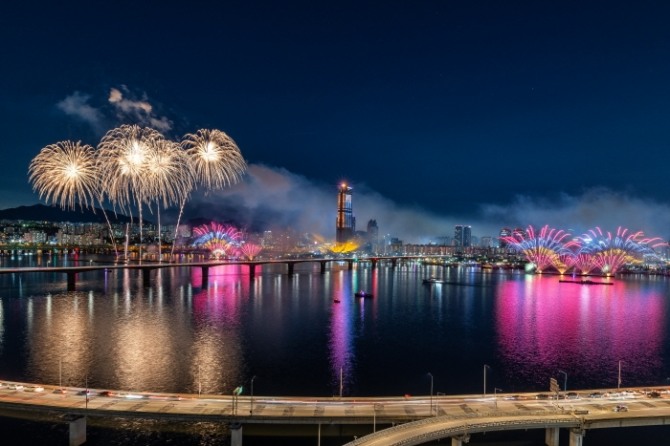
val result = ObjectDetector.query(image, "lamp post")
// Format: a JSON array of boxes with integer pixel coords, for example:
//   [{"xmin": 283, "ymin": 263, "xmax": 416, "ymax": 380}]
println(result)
[
  {"xmin": 373, "ymin": 403, "xmax": 382, "ymax": 432},
  {"xmin": 197, "ymin": 364, "xmax": 202, "ymax": 398},
  {"xmin": 558, "ymin": 370, "xmax": 568, "ymax": 392},
  {"xmin": 430, "ymin": 373, "xmax": 434, "ymax": 416},
  {"xmin": 339, "ymin": 367, "xmax": 343, "ymax": 398},
  {"xmin": 494, "ymin": 388, "xmax": 502, "ymax": 408},
  {"xmin": 618, "ymin": 360, "xmax": 623, "ymax": 390},
  {"xmin": 250, "ymin": 375, "xmax": 256, "ymax": 416},
  {"xmin": 483, "ymin": 364, "xmax": 491, "ymax": 397}
]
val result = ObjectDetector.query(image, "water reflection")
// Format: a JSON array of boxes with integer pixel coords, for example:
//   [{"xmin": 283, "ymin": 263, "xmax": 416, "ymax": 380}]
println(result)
[
  {"xmin": 329, "ymin": 270, "xmax": 354, "ymax": 395},
  {"xmin": 496, "ymin": 276, "xmax": 665, "ymax": 389}
]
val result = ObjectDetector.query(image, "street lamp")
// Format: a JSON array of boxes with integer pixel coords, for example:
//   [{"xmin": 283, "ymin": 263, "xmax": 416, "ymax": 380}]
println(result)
[
  {"xmin": 250, "ymin": 375, "xmax": 257, "ymax": 416},
  {"xmin": 197, "ymin": 364, "xmax": 202, "ymax": 397},
  {"xmin": 483, "ymin": 364, "xmax": 491, "ymax": 397},
  {"xmin": 618, "ymin": 360, "xmax": 623, "ymax": 390},
  {"xmin": 427, "ymin": 373, "xmax": 434, "ymax": 416},
  {"xmin": 494, "ymin": 388, "xmax": 502, "ymax": 408},
  {"xmin": 373, "ymin": 403, "xmax": 382, "ymax": 432},
  {"xmin": 558, "ymin": 370, "xmax": 568, "ymax": 392}
]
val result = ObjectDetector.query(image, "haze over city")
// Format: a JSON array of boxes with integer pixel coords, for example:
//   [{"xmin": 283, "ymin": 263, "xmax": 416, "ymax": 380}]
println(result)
[{"xmin": 4, "ymin": 1, "xmax": 670, "ymax": 242}]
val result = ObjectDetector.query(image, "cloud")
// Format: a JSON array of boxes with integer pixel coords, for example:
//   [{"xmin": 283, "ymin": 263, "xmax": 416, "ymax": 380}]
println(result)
[
  {"xmin": 56, "ymin": 92, "xmax": 104, "ymax": 130},
  {"xmin": 108, "ymin": 86, "xmax": 173, "ymax": 132}
]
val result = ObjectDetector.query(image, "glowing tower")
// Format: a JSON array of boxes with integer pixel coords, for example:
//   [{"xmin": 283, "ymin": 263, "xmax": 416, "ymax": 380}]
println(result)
[{"xmin": 336, "ymin": 183, "xmax": 355, "ymax": 243}]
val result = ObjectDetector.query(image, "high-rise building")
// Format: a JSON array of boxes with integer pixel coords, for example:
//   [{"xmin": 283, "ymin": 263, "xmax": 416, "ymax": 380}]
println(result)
[
  {"xmin": 454, "ymin": 225, "xmax": 472, "ymax": 247},
  {"xmin": 336, "ymin": 183, "xmax": 355, "ymax": 243},
  {"xmin": 366, "ymin": 219, "xmax": 379, "ymax": 252}
]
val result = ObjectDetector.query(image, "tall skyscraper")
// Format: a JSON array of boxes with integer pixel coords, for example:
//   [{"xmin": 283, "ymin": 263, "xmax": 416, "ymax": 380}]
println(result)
[
  {"xmin": 336, "ymin": 183, "xmax": 355, "ymax": 243},
  {"xmin": 366, "ymin": 219, "xmax": 379, "ymax": 252},
  {"xmin": 454, "ymin": 225, "xmax": 472, "ymax": 247}
]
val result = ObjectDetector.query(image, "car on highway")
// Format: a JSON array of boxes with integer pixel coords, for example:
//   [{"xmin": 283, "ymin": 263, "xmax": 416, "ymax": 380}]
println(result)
[
  {"xmin": 613, "ymin": 404, "xmax": 628, "ymax": 412},
  {"xmin": 588, "ymin": 392, "xmax": 603, "ymax": 398}
]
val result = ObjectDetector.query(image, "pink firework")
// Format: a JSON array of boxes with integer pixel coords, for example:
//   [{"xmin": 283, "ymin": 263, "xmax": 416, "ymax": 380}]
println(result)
[
  {"xmin": 192, "ymin": 222, "xmax": 242, "ymax": 258},
  {"xmin": 239, "ymin": 242, "xmax": 262, "ymax": 260},
  {"xmin": 578, "ymin": 226, "xmax": 666, "ymax": 275},
  {"xmin": 500, "ymin": 225, "xmax": 576, "ymax": 273}
]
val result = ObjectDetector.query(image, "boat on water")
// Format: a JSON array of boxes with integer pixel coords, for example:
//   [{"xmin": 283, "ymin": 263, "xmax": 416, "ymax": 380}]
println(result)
[
  {"xmin": 354, "ymin": 290, "xmax": 373, "ymax": 298},
  {"xmin": 559, "ymin": 279, "xmax": 613, "ymax": 285}
]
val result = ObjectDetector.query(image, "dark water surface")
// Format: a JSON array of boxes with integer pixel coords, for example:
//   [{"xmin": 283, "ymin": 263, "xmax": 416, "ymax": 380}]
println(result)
[{"xmin": 1, "ymin": 255, "xmax": 669, "ymax": 445}]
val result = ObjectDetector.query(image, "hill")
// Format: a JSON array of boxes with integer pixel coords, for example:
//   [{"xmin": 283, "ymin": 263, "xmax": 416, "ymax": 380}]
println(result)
[{"xmin": 0, "ymin": 204, "xmax": 140, "ymax": 224}]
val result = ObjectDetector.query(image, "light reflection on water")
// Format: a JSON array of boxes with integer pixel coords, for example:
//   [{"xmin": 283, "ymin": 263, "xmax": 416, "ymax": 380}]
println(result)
[{"xmin": 496, "ymin": 276, "xmax": 666, "ymax": 390}]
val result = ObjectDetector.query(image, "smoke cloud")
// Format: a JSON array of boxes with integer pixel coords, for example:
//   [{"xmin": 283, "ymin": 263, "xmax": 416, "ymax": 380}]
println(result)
[
  {"xmin": 180, "ymin": 164, "xmax": 486, "ymax": 243},
  {"xmin": 56, "ymin": 92, "xmax": 104, "ymax": 131},
  {"xmin": 179, "ymin": 165, "xmax": 670, "ymax": 243},
  {"xmin": 480, "ymin": 188, "xmax": 670, "ymax": 240},
  {"xmin": 108, "ymin": 86, "xmax": 173, "ymax": 132}
]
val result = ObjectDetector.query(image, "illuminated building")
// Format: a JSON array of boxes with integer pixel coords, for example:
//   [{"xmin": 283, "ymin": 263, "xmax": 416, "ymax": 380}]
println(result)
[{"xmin": 336, "ymin": 183, "xmax": 355, "ymax": 243}]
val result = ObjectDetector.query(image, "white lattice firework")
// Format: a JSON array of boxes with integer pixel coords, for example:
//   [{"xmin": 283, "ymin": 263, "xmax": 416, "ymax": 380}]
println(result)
[
  {"xmin": 181, "ymin": 129, "xmax": 247, "ymax": 190},
  {"xmin": 28, "ymin": 140, "xmax": 100, "ymax": 211}
]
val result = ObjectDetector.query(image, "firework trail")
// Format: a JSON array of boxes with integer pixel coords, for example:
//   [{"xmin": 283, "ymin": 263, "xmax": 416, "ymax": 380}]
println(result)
[
  {"xmin": 170, "ymin": 129, "xmax": 248, "ymax": 257},
  {"xmin": 145, "ymin": 139, "xmax": 193, "ymax": 260}
]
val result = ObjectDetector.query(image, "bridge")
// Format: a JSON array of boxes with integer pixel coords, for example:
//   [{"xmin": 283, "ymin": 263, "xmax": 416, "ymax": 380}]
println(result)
[
  {"xmin": 1, "ymin": 380, "xmax": 670, "ymax": 446},
  {"xmin": 0, "ymin": 255, "xmax": 440, "ymax": 291}
]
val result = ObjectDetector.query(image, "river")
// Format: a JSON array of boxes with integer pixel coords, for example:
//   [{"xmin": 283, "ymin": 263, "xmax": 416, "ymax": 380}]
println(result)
[{"xmin": 0, "ymin": 254, "xmax": 668, "ymax": 445}]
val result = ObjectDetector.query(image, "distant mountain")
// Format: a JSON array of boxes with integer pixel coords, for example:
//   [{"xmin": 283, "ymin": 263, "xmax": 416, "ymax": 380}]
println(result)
[{"xmin": 0, "ymin": 204, "xmax": 142, "ymax": 224}]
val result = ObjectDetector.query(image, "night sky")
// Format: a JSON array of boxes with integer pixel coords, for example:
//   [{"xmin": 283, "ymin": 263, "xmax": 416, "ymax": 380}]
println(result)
[{"xmin": 3, "ymin": 1, "xmax": 670, "ymax": 241}]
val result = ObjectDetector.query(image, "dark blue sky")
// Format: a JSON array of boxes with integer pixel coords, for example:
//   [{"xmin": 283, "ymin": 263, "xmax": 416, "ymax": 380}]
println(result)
[{"xmin": 3, "ymin": 1, "xmax": 670, "ymax": 237}]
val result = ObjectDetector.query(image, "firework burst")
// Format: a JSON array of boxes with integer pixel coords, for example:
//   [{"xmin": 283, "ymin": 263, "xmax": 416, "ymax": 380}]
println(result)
[
  {"xmin": 181, "ymin": 129, "xmax": 247, "ymax": 190},
  {"xmin": 192, "ymin": 222, "xmax": 242, "ymax": 258},
  {"xmin": 28, "ymin": 141, "xmax": 99, "ymax": 211},
  {"xmin": 240, "ymin": 242, "xmax": 263, "ymax": 260},
  {"xmin": 578, "ymin": 226, "xmax": 665, "ymax": 275},
  {"xmin": 500, "ymin": 225, "xmax": 576, "ymax": 273}
]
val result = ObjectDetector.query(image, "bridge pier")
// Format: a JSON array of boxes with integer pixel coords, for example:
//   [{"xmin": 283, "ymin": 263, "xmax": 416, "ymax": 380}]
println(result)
[
  {"xmin": 66, "ymin": 272, "xmax": 77, "ymax": 291},
  {"xmin": 68, "ymin": 415, "xmax": 86, "ymax": 446},
  {"xmin": 230, "ymin": 422, "xmax": 243, "ymax": 446},
  {"xmin": 347, "ymin": 260, "xmax": 354, "ymax": 270},
  {"xmin": 249, "ymin": 263, "xmax": 256, "ymax": 278},
  {"xmin": 320, "ymin": 261, "xmax": 327, "ymax": 274},
  {"xmin": 288, "ymin": 263, "xmax": 295, "ymax": 275},
  {"xmin": 451, "ymin": 433, "xmax": 470, "ymax": 445},
  {"xmin": 545, "ymin": 427, "xmax": 559, "ymax": 446},
  {"xmin": 201, "ymin": 266, "xmax": 209, "ymax": 289},
  {"xmin": 371, "ymin": 259, "xmax": 377, "ymax": 270},
  {"xmin": 569, "ymin": 428, "xmax": 584, "ymax": 446}
]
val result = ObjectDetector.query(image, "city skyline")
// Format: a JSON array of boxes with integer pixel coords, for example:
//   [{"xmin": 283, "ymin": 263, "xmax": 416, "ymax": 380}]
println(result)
[{"xmin": 4, "ymin": 1, "xmax": 670, "ymax": 241}]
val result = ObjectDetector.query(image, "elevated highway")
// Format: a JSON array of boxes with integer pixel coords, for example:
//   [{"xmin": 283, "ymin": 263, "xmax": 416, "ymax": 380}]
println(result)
[{"xmin": 2, "ymin": 380, "xmax": 670, "ymax": 445}]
